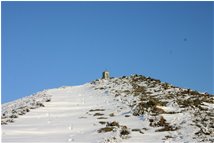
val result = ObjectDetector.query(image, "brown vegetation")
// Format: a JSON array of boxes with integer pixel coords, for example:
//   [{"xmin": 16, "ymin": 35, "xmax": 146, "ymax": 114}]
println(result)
[{"xmin": 93, "ymin": 113, "xmax": 104, "ymax": 116}]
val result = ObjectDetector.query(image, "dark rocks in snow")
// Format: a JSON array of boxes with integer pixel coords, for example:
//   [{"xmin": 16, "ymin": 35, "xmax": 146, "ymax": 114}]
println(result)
[
  {"xmin": 93, "ymin": 113, "xmax": 104, "ymax": 116},
  {"xmin": 12, "ymin": 109, "xmax": 17, "ymax": 114},
  {"xmin": 125, "ymin": 115, "xmax": 130, "ymax": 117},
  {"xmin": 45, "ymin": 99, "xmax": 51, "ymax": 102},
  {"xmin": 120, "ymin": 126, "xmax": 131, "ymax": 139},
  {"xmin": 133, "ymin": 96, "xmax": 167, "ymax": 116},
  {"xmin": 99, "ymin": 121, "xmax": 106, "ymax": 125},
  {"xmin": 97, "ymin": 127, "xmax": 114, "ymax": 133},
  {"xmin": 1, "ymin": 118, "xmax": 14, "ymax": 125},
  {"xmin": 1, "ymin": 121, "xmax": 7, "ymax": 125},
  {"xmin": 98, "ymin": 121, "xmax": 119, "ymax": 133},
  {"xmin": 89, "ymin": 109, "xmax": 105, "ymax": 112},
  {"xmin": 131, "ymin": 128, "xmax": 144, "ymax": 134},
  {"xmin": 36, "ymin": 102, "xmax": 45, "ymax": 107},
  {"xmin": 97, "ymin": 117, "xmax": 108, "ymax": 119},
  {"xmin": 10, "ymin": 114, "xmax": 18, "ymax": 118},
  {"xmin": 25, "ymin": 108, "xmax": 30, "ymax": 112},
  {"xmin": 18, "ymin": 111, "xmax": 26, "ymax": 115},
  {"xmin": 30, "ymin": 106, "xmax": 37, "ymax": 109},
  {"xmin": 107, "ymin": 121, "xmax": 120, "ymax": 128},
  {"xmin": 88, "ymin": 74, "xmax": 214, "ymax": 141},
  {"xmin": 98, "ymin": 120, "xmax": 131, "ymax": 139},
  {"xmin": 150, "ymin": 116, "xmax": 167, "ymax": 127},
  {"xmin": 2, "ymin": 74, "xmax": 214, "ymax": 142},
  {"xmin": 149, "ymin": 116, "xmax": 179, "ymax": 132},
  {"xmin": 2, "ymin": 91, "xmax": 52, "ymax": 125}
]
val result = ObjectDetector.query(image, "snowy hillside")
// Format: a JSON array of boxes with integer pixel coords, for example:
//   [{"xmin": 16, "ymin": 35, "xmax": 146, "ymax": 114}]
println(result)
[{"xmin": 1, "ymin": 75, "xmax": 214, "ymax": 142}]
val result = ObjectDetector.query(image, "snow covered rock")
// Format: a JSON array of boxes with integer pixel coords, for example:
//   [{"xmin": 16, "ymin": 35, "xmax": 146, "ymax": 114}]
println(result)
[{"xmin": 2, "ymin": 75, "xmax": 214, "ymax": 142}]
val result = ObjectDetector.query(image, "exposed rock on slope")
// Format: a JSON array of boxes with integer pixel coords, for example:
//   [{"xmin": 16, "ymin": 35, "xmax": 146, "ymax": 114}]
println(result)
[
  {"xmin": 2, "ymin": 91, "xmax": 51, "ymax": 125},
  {"xmin": 2, "ymin": 74, "xmax": 214, "ymax": 142},
  {"xmin": 91, "ymin": 75, "xmax": 214, "ymax": 142}
]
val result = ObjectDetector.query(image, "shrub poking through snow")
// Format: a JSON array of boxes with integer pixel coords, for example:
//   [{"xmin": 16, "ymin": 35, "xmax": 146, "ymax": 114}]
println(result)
[
  {"xmin": 131, "ymin": 128, "xmax": 144, "ymax": 134},
  {"xmin": 91, "ymin": 74, "xmax": 214, "ymax": 141},
  {"xmin": 149, "ymin": 116, "xmax": 179, "ymax": 132},
  {"xmin": 45, "ymin": 99, "xmax": 51, "ymax": 102},
  {"xmin": 36, "ymin": 102, "xmax": 45, "ymax": 107},
  {"xmin": 93, "ymin": 113, "xmax": 104, "ymax": 116},
  {"xmin": 17, "ymin": 111, "xmax": 26, "ymax": 115},
  {"xmin": 132, "ymin": 84, "xmax": 147, "ymax": 96},
  {"xmin": 89, "ymin": 109, "xmax": 105, "ymax": 112},
  {"xmin": 99, "ymin": 121, "xmax": 106, "ymax": 125},
  {"xmin": 133, "ymin": 96, "xmax": 167, "ymax": 116},
  {"xmin": 2, "ymin": 91, "xmax": 52, "ymax": 125},
  {"xmin": 1, "ymin": 121, "xmax": 7, "ymax": 125},
  {"xmin": 98, "ymin": 121, "xmax": 120, "ymax": 134},
  {"xmin": 97, "ymin": 127, "xmax": 114, "ymax": 133},
  {"xmin": 164, "ymin": 135, "xmax": 173, "ymax": 140},
  {"xmin": 150, "ymin": 116, "xmax": 168, "ymax": 127},
  {"xmin": 2, "ymin": 118, "xmax": 14, "ymax": 125},
  {"xmin": 9, "ymin": 114, "xmax": 18, "ymax": 118},
  {"xmin": 155, "ymin": 124, "xmax": 179, "ymax": 132},
  {"xmin": 125, "ymin": 115, "xmax": 130, "ymax": 117},
  {"xmin": 120, "ymin": 126, "xmax": 130, "ymax": 139},
  {"xmin": 107, "ymin": 121, "xmax": 120, "ymax": 127},
  {"xmin": 25, "ymin": 108, "xmax": 30, "ymax": 112},
  {"xmin": 97, "ymin": 117, "xmax": 108, "ymax": 119}
]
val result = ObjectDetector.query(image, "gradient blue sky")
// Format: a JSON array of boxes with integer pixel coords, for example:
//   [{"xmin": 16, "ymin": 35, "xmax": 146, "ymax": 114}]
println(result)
[{"xmin": 2, "ymin": 2, "xmax": 214, "ymax": 103}]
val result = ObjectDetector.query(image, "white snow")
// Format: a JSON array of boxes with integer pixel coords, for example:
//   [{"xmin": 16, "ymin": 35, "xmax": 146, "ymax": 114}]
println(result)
[
  {"xmin": 2, "ymin": 77, "xmax": 214, "ymax": 143},
  {"xmin": 2, "ymin": 84, "xmax": 144, "ymax": 142}
]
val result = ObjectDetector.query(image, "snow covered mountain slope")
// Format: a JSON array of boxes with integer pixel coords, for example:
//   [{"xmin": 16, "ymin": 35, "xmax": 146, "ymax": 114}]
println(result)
[{"xmin": 1, "ymin": 75, "xmax": 214, "ymax": 142}]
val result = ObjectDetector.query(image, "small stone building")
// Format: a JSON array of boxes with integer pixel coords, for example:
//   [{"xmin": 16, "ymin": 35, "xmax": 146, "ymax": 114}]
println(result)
[{"xmin": 102, "ymin": 71, "xmax": 110, "ymax": 79}]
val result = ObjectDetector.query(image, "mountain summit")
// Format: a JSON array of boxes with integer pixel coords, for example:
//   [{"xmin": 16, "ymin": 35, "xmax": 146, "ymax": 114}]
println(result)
[{"xmin": 2, "ymin": 74, "xmax": 214, "ymax": 142}]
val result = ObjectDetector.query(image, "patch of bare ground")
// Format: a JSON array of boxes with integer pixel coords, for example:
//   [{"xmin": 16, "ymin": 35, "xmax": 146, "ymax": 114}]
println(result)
[
  {"xmin": 149, "ymin": 116, "xmax": 179, "ymax": 132},
  {"xmin": 89, "ymin": 109, "xmax": 105, "ymax": 112},
  {"xmin": 93, "ymin": 113, "xmax": 104, "ymax": 116}
]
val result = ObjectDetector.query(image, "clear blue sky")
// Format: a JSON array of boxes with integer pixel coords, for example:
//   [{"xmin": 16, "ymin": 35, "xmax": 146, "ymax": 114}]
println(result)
[{"xmin": 2, "ymin": 2, "xmax": 214, "ymax": 103}]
